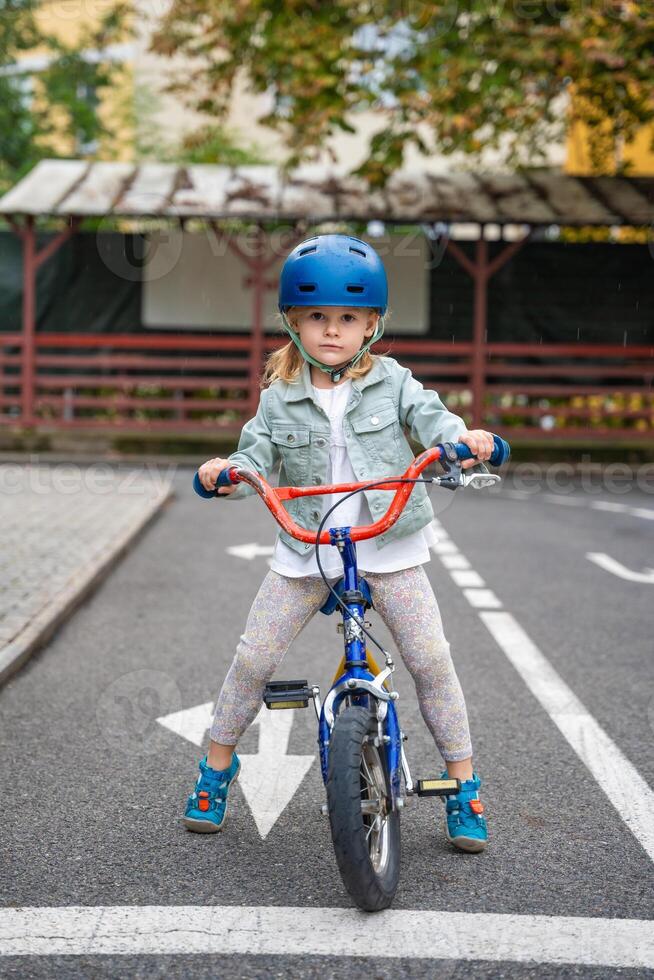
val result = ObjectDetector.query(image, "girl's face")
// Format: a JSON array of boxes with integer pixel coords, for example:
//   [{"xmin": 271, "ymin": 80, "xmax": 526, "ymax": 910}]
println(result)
[{"xmin": 289, "ymin": 306, "xmax": 378, "ymax": 372}]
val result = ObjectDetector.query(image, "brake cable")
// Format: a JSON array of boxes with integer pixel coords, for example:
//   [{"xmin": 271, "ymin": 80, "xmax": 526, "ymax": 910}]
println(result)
[{"xmin": 313, "ymin": 477, "xmax": 437, "ymax": 657}]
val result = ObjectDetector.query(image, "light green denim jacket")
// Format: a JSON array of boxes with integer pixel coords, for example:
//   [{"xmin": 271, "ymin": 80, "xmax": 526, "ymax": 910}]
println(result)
[{"xmin": 222, "ymin": 354, "xmax": 473, "ymax": 556}]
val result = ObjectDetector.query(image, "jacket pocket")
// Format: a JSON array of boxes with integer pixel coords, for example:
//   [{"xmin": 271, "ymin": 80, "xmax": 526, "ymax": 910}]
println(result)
[
  {"xmin": 270, "ymin": 424, "xmax": 311, "ymax": 448},
  {"xmin": 350, "ymin": 404, "xmax": 400, "ymax": 464},
  {"xmin": 270, "ymin": 424, "xmax": 311, "ymax": 484}
]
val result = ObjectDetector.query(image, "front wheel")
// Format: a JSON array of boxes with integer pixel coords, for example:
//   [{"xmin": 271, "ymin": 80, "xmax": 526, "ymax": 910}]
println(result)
[{"xmin": 326, "ymin": 704, "xmax": 401, "ymax": 911}]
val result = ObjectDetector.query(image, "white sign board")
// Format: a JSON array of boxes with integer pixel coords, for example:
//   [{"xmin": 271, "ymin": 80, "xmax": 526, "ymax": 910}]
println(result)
[{"xmin": 142, "ymin": 229, "xmax": 429, "ymax": 334}]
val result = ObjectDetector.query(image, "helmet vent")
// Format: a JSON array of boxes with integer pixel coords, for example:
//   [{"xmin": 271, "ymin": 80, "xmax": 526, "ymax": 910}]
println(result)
[
  {"xmin": 346, "ymin": 284, "xmax": 364, "ymax": 294},
  {"xmin": 349, "ymin": 246, "xmax": 366, "ymax": 257},
  {"xmin": 299, "ymin": 246, "xmax": 317, "ymax": 256},
  {"xmin": 298, "ymin": 283, "xmax": 316, "ymax": 292}
]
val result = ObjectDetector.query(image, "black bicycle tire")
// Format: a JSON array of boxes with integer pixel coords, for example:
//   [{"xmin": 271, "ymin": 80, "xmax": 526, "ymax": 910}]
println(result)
[{"xmin": 326, "ymin": 704, "xmax": 401, "ymax": 911}]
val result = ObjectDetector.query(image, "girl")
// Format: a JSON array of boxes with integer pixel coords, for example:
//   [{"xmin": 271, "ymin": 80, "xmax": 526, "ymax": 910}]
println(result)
[{"xmin": 184, "ymin": 234, "xmax": 495, "ymax": 852}]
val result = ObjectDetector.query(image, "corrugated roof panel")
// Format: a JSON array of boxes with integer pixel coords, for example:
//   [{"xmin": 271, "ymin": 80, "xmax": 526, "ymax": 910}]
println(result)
[
  {"xmin": 279, "ymin": 175, "xmax": 336, "ymax": 219},
  {"xmin": 425, "ymin": 173, "xmax": 496, "ymax": 222},
  {"xmin": 526, "ymin": 171, "xmax": 615, "ymax": 224},
  {"xmin": 336, "ymin": 175, "xmax": 388, "ymax": 218},
  {"xmin": 116, "ymin": 164, "xmax": 178, "ymax": 214},
  {"xmin": 57, "ymin": 161, "xmax": 136, "ymax": 215},
  {"xmin": 225, "ymin": 166, "xmax": 282, "ymax": 216},
  {"xmin": 476, "ymin": 174, "xmax": 557, "ymax": 224},
  {"xmin": 174, "ymin": 165, "xmax": 232, "ymax": 214},
  {"xmin": 585, "ymin": 177, "xmax": 652, "ymax": 225},
  {"xmin": 0, "ymin": 159, "xmax": 89, "ymax": 215}
]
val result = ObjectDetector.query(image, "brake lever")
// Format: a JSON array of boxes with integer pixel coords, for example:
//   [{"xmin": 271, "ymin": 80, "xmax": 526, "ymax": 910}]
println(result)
[
  {"xmin": 461, "ymin": 471, "xmax": 502, "ymax": 489},
  {"xmin": 431, "ymin": 442, "xmax": 503, "ymax": 491},
  {"xmin": 432, "ymin": 441, "xmax": 462, "ymax": 491}
]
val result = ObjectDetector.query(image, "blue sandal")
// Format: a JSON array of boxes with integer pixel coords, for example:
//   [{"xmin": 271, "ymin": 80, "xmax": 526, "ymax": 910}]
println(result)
[
  {"xmin": 440, "ymin": 770, "xmax": 488, "ymax": 853},
  {"xmin": 183, "ymin": 752, "xmax": 241, "ymax": 833}
]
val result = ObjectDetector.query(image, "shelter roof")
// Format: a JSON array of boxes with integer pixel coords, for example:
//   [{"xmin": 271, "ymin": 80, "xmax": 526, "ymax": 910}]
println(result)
[{"xmin": 1, "ymin": 159, "xmax": 652, "ymax": 226}]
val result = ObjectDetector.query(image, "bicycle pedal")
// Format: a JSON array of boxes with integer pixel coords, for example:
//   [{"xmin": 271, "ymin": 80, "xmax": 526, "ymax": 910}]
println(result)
[
  {"xmin": 415, "ymin": 777, "xmax": 461, "ymax": 797},
  {"xmin": 263, "ymin": 680, "xmax": 311, "ymax": 709}
]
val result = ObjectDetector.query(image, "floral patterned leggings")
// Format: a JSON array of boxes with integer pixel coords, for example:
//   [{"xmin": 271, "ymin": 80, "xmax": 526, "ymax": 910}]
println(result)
[{"xmin": 210, "ymin": 564, "xmax": 473, "ymax": 762}]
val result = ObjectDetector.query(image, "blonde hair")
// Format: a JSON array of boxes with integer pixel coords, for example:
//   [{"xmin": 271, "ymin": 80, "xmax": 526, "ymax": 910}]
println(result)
[{"xmin": 261, "ymin": 307, "xmax": 389, "ymax": 389}]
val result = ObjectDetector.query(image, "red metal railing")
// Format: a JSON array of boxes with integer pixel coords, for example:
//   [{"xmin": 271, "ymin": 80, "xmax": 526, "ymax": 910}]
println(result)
[{"xmin": 0, "ymin": 332, "xmax": 652, "ymax": 441}]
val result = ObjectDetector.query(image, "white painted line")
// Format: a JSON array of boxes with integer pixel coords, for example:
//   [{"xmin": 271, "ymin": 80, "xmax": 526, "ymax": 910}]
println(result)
[
  {"xmin": 591, "ymin": 500, "xmax": 629, "ymax": 514},
  {"xmin": 587, "ymin": 499, "xmax": 654, "ymax": 521},
  {"xmin": 432, "ymin": 540, "xmax": 458, "ymax": 554},
  {"xmin": 463, "ymin": 588, "xmax": 503, "ymax": 609},
  {"xmin": 542, "ymin": 494, "xmax": 585, "ymax": 506},
  {"xmin": 439, "ymin": 553, "xmax": 471, "ymax": 570},
  {"xmin": 480, "ymin": 611, "xmax": 654, "ymax": 863},
  {"xmin": 450, "ymin": 569, "xmax": 485, "ymax": 588},
  {"xmin": 487, "ymin": 492, "xmax": 654, "ymax": 522},
  {"xmin": 586, "ymin": 553, "xmax": 654, "ymax": 584},
  {"xmin": 1, "ymin": 906, "xmax": 652, "ymax": 967}
]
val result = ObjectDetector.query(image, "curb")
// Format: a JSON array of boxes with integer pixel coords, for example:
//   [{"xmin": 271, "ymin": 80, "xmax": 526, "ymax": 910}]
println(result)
[{"xmin": 0, "ymin": 483, "xmax": 175, "ymax": 688}]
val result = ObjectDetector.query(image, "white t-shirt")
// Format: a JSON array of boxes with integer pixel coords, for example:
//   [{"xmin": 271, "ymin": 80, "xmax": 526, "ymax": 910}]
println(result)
[{"xmin": 269, "ymin": 378, "xmax": 437, "ymax": 578}]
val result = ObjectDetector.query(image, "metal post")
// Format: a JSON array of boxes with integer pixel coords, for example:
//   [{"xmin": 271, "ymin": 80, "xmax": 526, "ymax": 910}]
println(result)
[
  {"xmin": 21, "ymin": 217, "xmax": 36, "ymax": 426},
  {"xmin": 222, "ymin": 223, "xmax": 305, "ymax": 417},
  {"xmin": 249, "ymin": 227, "xmax": 265, "ymax": 416},
  {"xmin": 446, "ymin": 229, "xmax": 529, "ymax": 430},
  {"xmin": 9, "ymin": 215, "xmax": 81, "ymax": 429},
  {"xmin": 471, "ymin": 238, "xmax": 488, "ymax": 428}
]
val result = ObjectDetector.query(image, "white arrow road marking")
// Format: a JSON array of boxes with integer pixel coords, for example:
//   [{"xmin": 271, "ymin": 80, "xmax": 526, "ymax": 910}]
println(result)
[
  {"xmin": 157, "ymin": 702, "xmax": 314, "ymax": 839},
  {"xmin": 239, "ymin": 706, "xmax": 315, "ymax": 839},
  {"xmin": 157, "ymin": 701, "xmax": 213, "ymax": 747},
  {"xmin": 1, "ymin": 906, "xmax": 653, "ymax": 967},
  {"xmin": 586, "ymin": 552, "xmax": 654, "ymax": 583},
  {"xmin": 226, "ymin": 543, "xmax": 275, "ymax": 561}
]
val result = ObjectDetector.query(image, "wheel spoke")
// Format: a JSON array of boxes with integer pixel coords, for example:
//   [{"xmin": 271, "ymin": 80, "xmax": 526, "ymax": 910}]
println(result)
[
  {"xmin": 359, "ymin": 769, "xmax": 375, "ymax": 793},
  {"xmin": 366, "ymin": 813, "xmax": 381, "ymax": 841},
  {"xmin": 361, "ymin": 752, "xmax": 376, "ymax": 791}
]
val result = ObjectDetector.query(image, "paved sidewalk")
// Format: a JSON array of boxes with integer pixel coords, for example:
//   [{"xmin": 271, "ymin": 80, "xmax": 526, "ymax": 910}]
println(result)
[{"xmin": 0, "ymin": 462, "xmax": 174, "ymax": 684}]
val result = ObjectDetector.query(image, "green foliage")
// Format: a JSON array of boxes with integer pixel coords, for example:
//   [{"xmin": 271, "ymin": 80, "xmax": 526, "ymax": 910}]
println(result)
[
  {"xmin": 177, "ymin": 124, "xmax": 268, "ymax": 166},
  {"xmin": 0, "ymin": 0, "xmax": 131, "ymax": 193},
  {"xmin": 151, "ymin": 0, "xmax": 654, "ymax": 183},
  {"xmin": 111, "ymin": 80, "xmax": 269, "ymax": 166}
]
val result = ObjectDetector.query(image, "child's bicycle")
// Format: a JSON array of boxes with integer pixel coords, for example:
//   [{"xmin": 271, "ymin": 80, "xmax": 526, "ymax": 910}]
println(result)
[{"xmin": 193, "ymin": 436, "xmax": 510, "ymax": 911}]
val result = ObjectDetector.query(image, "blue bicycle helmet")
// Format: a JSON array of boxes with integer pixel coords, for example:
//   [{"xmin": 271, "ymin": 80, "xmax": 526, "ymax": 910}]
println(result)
[{"xmin": 278, "ymin": 234, "xmax": 388, "ymax": 383}]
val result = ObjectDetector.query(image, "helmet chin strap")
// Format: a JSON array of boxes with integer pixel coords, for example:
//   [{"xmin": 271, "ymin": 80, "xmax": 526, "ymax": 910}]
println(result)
[{"xmin": 280, "ymin": 313, "xmax": 385, "ymax": 384}]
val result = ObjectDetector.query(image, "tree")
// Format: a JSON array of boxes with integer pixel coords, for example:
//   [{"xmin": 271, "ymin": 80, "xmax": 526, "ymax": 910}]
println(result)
[
  {"xmin": 150, "ymin": 0, "xmax": 654, "ymax": 183},
  {"xmin": 115, "ymin": 82, "xmax": 269, "ymax": 166},
  {"xmin": 0, "ymin": 0, "xmax": 130, "ymax": 193}
]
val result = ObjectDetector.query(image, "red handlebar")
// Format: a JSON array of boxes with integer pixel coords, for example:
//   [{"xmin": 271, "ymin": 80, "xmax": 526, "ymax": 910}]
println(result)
[{"xmin": 224, "ymin": 446, "xmax": 444, "ymax": 545}]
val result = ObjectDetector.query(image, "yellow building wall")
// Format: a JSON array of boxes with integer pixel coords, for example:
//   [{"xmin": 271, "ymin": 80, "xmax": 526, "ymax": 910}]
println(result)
[
  {"xmin": 16, "ymin": 0, "xmax": 135, "ymax": 160},
  {"xmin": 566, "ymin": 119, "xmax": 654, "ymax": 176}
]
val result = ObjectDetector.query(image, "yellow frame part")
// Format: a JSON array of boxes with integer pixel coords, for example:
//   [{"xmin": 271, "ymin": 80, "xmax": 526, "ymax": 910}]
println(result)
[{"xmin": 331, "ymin": 648, "xmax": 390, "ymax": 690}]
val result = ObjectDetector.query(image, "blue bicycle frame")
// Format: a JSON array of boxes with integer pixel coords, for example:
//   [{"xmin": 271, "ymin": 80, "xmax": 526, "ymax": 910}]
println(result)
[{"xmin": 316, "ymin": 525, "xmax": 402, "ymax": 807}]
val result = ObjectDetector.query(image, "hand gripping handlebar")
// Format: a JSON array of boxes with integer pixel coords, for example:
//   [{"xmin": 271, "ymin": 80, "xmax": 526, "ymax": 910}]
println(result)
[{"xmin": 192, "ymin": 434, "xmax": 510, "ymax": 547}]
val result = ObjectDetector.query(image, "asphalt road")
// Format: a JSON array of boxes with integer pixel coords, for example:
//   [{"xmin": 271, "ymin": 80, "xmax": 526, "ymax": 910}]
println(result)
[{"xmin": 1, "ymin": 464, "xmax": 653, "ymax": 979}]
